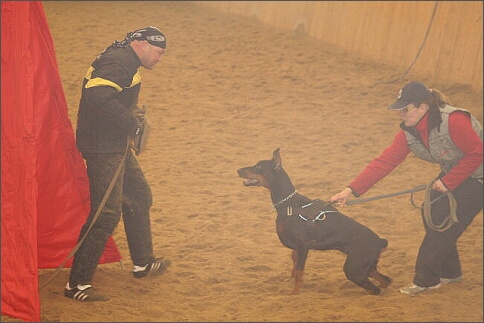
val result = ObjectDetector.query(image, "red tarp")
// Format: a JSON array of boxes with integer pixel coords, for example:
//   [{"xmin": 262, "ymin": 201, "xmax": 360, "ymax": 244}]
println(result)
[{"xmin": 1, "ymin": 2, "xmax": 122, "ymax": 321}]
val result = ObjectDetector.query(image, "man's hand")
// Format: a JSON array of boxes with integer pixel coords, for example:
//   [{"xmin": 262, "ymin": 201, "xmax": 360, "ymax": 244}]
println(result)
[{"xmin": 132, "ymin": 105, "xmax": 150, "ymax": 155}]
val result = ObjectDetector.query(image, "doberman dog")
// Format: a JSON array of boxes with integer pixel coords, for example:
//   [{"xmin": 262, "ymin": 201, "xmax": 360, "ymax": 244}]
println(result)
[{"xmin": 237, "ymin": 148, "xmax": 392, "ymax": 295}]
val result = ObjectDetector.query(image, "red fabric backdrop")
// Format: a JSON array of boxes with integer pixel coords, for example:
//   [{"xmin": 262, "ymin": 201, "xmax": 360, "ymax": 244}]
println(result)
[{"xmin": 1, "ymin": 2, "xmax": 121, "ymax": 321}]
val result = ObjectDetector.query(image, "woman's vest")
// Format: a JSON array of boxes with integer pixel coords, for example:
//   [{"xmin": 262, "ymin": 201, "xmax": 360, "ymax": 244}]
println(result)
[{"xmin": 403, "ymin": 105, "xmax": 482, "ymax": 179}]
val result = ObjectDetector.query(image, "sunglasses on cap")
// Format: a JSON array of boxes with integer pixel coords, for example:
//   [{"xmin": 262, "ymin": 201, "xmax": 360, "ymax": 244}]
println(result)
[{"xmin": 399, "ymin": 104, "xmax": 418, "ymax": 114}]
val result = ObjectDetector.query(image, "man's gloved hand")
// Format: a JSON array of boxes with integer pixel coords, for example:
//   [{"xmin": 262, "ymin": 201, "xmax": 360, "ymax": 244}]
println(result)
[
  {"xmin": 132, "ymin": 105, "xmax": 150, "ymax": 155},
  {"xmin": 133, "ymin": 105, "xmax": 147, "ymax": 125}
]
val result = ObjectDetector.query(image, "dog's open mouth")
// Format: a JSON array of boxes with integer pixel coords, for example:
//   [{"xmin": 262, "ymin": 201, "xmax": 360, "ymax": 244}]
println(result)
[{"xmin": 243, "ymin": 178, "xmax": 259, "ymax": 186}]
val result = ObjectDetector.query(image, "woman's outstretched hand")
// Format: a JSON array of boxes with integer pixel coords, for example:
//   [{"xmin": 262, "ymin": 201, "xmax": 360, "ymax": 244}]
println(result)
[{"xmin": 330, "ymin": 187, "xmax": 353, "ymax": 207}]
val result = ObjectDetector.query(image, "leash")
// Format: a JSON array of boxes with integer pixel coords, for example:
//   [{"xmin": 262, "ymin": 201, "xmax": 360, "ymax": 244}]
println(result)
[
  {"xmin": 343, "ymin": 182, "xmax": 458, "ymax": 232},
  {"xmin": 345, "ymin": 184, "xmax": 427, "ymax": 206},
  {"xmin": 40, "ymin": 140, "xmax": 130, "ymax": 289}
]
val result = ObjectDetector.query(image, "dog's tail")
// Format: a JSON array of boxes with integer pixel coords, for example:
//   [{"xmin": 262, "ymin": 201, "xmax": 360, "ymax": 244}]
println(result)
[{"xmin": 380, "ymin": 238, "xmax": 388, "ymax": 250}]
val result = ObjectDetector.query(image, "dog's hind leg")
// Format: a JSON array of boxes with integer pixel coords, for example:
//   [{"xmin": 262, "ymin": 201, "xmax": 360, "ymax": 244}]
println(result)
[
  {"xmin": 368, "ymin": 248, "xmax": 392, "ymax": 288},
  {"xmin": 369, "ymin": 269, "xmax": 392, "ymax": 288},
  {"xmin": 343, "ymin": 254, "xmax": 382, "ymax": 295},
  {"xmin": 291, "ymin": 248, "xmax": 308, "ymax": 295},
  {"xmin": 345, "ymin": 271, "xmax": 381, "ymax": 295}
]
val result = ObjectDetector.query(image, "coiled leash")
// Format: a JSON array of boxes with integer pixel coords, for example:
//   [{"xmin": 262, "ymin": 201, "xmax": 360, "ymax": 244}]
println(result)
[
  {"xmin": 421, "ymin": 181, "xmax": 458, "ymax": 232},
  {"xmin": 40, "ymin": 140, "xmax": 130, "ymax": 289}
]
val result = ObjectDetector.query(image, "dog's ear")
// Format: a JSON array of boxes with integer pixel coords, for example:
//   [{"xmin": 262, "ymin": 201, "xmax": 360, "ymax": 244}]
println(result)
[{"xmin": 272, "ymin": 148, "xmax": 281, "ymax": 171}]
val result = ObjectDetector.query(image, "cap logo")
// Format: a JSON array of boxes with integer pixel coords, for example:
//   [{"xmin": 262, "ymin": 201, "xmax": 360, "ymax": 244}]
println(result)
[
  {"xmin": 396, "ymin": 89, "xmax": 403, "ymax": 100},
  {"xmin": 146, "ymin": 35, "xmax": 165, "ymax": 43}
]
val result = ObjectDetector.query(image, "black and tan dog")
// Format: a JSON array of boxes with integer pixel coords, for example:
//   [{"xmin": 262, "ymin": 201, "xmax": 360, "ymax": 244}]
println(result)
[{"xmin": 237, "ymin": 148, "xmax": 392, "ymax": 295}]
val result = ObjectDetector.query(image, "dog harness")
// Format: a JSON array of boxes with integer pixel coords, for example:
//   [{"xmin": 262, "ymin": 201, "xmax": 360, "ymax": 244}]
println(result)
[
  {"xmin": 283, "ymin": 199, "xmax": 336, "ymax": 218},
  {"xmin": 288, "ymin": 199, "xmax": 338, "ymax": 243}
]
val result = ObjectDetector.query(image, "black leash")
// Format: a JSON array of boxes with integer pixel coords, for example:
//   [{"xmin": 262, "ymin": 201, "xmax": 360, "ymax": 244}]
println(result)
[
  {"xmin": 345, "ymin": 184, "xmax": 427, "ymax": 206},
  {"xmin": 318, "ymin": 185, "xmax": 427, "ymax": 207},
  {"xmin": 320, "ymin": 183, "xmax": 458, "ymax": 233},
  {"xmin": 343, "ymin": 183, "xmax": 458, "ymax": 232},
  {"xmin": 287, "ymin": 184, "xmax": 431, "ymax": 208}
]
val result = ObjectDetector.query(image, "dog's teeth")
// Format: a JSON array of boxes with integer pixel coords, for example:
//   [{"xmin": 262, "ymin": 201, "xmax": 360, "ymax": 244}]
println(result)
[{"xmin": 243, "ymin": 179, "xmax": 258, "ymax": 186}]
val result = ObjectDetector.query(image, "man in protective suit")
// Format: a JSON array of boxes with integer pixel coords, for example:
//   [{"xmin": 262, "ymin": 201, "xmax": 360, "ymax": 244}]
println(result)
[{"xmin": 65, "ymin": 26, "xmax": 170, "ymax": 302}]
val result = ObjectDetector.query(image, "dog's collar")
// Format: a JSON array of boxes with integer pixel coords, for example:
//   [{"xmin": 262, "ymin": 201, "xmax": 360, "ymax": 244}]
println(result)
[{"xmin": 273, "ymin": 190, "xmax": 297, "ymax": 208}]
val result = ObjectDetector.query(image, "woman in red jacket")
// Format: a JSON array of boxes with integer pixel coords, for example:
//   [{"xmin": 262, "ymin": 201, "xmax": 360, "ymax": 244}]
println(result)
[{"xmin": 330, "ymin": 81, "xmax": 483, "ymax": 295}]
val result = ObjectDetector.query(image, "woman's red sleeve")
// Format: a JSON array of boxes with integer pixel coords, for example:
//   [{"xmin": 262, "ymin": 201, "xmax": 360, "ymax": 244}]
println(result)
[
  {"xmin": 349, "ymin": 131, "xmax": 410, "ymax": 196},
  {"xmin": 441, "ymin": 111, "xmax": 483, "ymax": 190}
]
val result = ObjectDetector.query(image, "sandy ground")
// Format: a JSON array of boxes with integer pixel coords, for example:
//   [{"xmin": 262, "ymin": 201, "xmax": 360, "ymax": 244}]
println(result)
[{"xmin": 6, "ymin": 1, "xmax": 484, "ymax": 322}]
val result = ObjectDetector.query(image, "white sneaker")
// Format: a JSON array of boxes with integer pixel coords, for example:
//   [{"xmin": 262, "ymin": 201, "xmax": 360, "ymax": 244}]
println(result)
[
  {"xmin": 399, "ymin": 283, "xmax": 441, "ymax": 295},
  {"xmin": 440, "ymin": 276, "xmax": 463, "ymax": 284}
]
